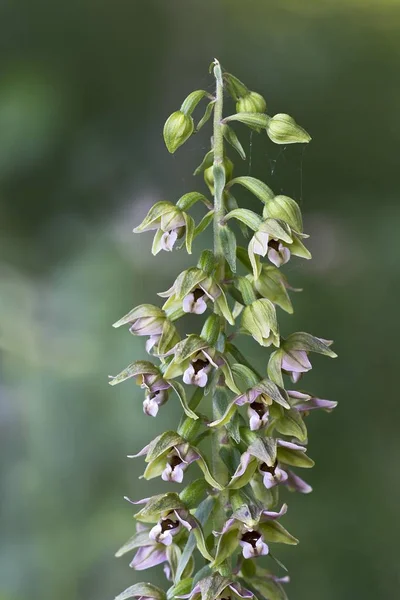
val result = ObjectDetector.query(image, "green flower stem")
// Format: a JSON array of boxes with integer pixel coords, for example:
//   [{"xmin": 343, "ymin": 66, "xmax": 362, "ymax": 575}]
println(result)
[
  {"xmin": 211, "ymin": 58, "xmax": 229, "ymax": 495},
  {"xmin": 212, "ymin": 58, "xmax": 225, "ymax": 278}
]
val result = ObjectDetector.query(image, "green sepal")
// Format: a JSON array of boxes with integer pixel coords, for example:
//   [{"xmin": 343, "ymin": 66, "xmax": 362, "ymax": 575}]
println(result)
[
  {"xmin": 220, "ymin": 224, "xmax": 237, "ymax": 273},
  {"xmin": 166, "ymin": 544, "xmax": 182, "ymax": 583},
  {"xmin": 170, "ymin": 268, "xmax": 206, "ymax": 300},
  {"xmin": 194, "ymin": 150, "xmax": 214, "ymax": 175},
  {"xmin": 224, "ymin": 208, "xmax": 262, "ymax": 232},
  {"xmin": 234, "ymin": 276, "xmax": 257, "ymax": 305},
  {"xmin": 152, "ymin": 229, "xmax": 164, "ymax": 255},
  {"xmin": 259, "ymin": 218, "xmax": 292, "ymax": 243},
  {"xmin": 133, "ymin": 201, "xmax": 176, "ymax": 232},
  {"xmin": 169, "ymin": 334, "xmax": 210, "ymax": 363},
  {"xmin": 267, "ymin": 349, "xmax": 285, "ymax": 387},
  {"xmin": 229, "ymin": 456, "xmax": 257, "ymax": 489},
  {"xmin": 114, "ymin": 530, "xmax": 151, "ymax": 557},
  {"xmin": 231, "ymin": 363, "xmax": 259, "ymax": 388},
  {"xmin": 115, "ymin": 583, "xmax": 166, "ymax": 600},
  {"xmin": 221, "ymin": 359, "xmax": 241, "ymax": 394},
  {"xmin": 194, "ymin": 210, "xmax": 214, "ymax": 238},
  {"xmin": 214, "ymin": 288, "xmax": 235, "ymax": 326},
  {"xmin": 170, "ymin": 380, "xmax": 200, "ymax": 420},
  {"xmin": 212, "ymin": 527, "xmax": 240, "ymax": 567},
  {"xmin": 263, "ymin": 194, "xmax": 303, "ymax": 233},
  {"xmin": 248, "ymin": 437, "xmax": 277, "ymax": 466},
  {"xmin": 112, "ymin": 304, "xmax": 164, "ymax": 328},
  {"xmin": 253, "ymin": 267, "xmax": 294, "ymax": 314},
  {"xmin": 275, "ymin": 409, "xmax": 307, "ymax": 442},
  {"xmin": 249, "ymin": 576, "xmax": 288, "ymax": 600},
  {"xmin": 277, "ymin": 446, "xmax": 315, "ymax": 469},
  {"xmin": 226, "ymin": 176, "xmax": 274, "ymax": 204},
  {"xmin": 198, "ymin": 574, "xmax": 231, "ymax": 600},
  {"xmin": 155, "ymin": 320, "xmax": 180, "ymax": 356},
  {"xmin": 180, "ymin": 90, "xmax": 208, "ymax": 116},
  {"xmin": 224, "ymin": 72, "xmax": 249, "ymax": 99},
  {"xmin": 134, "ymin": 492, "xmax": 186, "ymax": 523},
  {"xmin": 201, "ymin": 314, "xmax": 222, "ymax": 346},
  {"xmin": 179, "ymin": 478, "xmax": 209, "ymax": 509},
  {"xmin": 213, "ymin": 385, "xmax": 241, "ymax": 442},
  {"xmin": 177, "ymin": 191, "xmax": 211, "ymax": 211},
  {"xmin": 222, "ymin": 124, "xmax": 246, "ymax": 159},
  {"xmin": 108, "ymin": 360, "xmax": 160, "ymax": 386},
  {"xmin": 195, "ymin": 447, "xmax": 224, "ymax": 490},
  {"xmin": 167, "ymin": 578, "xmax": 193, "ymax": 600},
  {"xmin": 283, "ymin": 332, "xmax": 337, "ymax": 358},
  {"xmin": 175, "ymin": 496, "xmax": 216, "ymax": 582},
  {"xmin": 145, "ymin": 431, "xmax": 184, "ymax": 463},
  {"xmin": 255, "ymin": 379, "xmax": 290, "ymax": 409},
  {"xmin": 266, "ymin": 113, "xmax": 311, "ymax": 144},
  {"xmin": 224, "ymin": 112, "xmax": 270, "ymax": 129},
  {"xmin": 259, "ymin": 521, "xmax": 299, "ymax": 545},
  {"xmin": 193, "ymin": 518, "xmax": 215, "ymax": 561},
  {"xmin": 183, "ymin": 213, "xmax": 195, "ymax": 254},
  {"xmin": 290, "ymin": 233, "xmax": 312, "ymax": 259},
  {"xmin": 197, "ymin": 101, "xmax": 216, "ymax": 131}
]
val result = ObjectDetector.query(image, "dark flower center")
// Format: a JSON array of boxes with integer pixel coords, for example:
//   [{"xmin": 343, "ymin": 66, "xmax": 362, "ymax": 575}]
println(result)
[
  {"xmin": 193, "ymin": 288, "xmax": 205, "ymax": 301},
  {"xmin": 241, "ymin": 530, "xmax": 261, "ymax": 548},
  {"xmin": 260, "ymin": 461, "xmax": 277, "ymax": 475},
  {"xmin": 161, "ymin": 517, "xmax": 179, "ymax": 532},
  {"xmin": 268, "ymin": 239, "xmax": 280, "ymax": 251},
  {"xmin": 250, "ymin": 401, "xmax": 265, "ymax": 417},
  {"xmin": 192, "ymin": 359, "xmax": 208, "ymax": 373},
  {"xmin": 169, "ymin": 455, "xmax": 183, "ymax": 469}
]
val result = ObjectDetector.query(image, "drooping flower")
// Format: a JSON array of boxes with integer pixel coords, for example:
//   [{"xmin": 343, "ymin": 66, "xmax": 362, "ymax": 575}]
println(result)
[
  {"xmin": 159, "ymin": 267, "xmax": 234, "ymax": 324},
  {"xmin": 288, "ymin": 390, "xmax": 338, "ymax": 414},
  {"xmin": 241, "ymin": 299, "xmax": 280, "ymax": 347},
  {"xmin": 133, "ymin": 201, "xmax": 195, "ymax": 254},
  {"xmin": 130, "ymin": 431, "xmax": 222, "ymax": 488},
  {"xmin": 229, "ymin": 437, "xmax": 313, "ymax": 494}
]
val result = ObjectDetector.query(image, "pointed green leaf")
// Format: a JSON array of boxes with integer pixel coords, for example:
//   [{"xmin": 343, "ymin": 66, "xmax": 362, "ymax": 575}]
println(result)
[
  {"xmin": 259, "ymin": 521, "xmax": 299, "ymax": 545},
  {"xmin": 134, "ymin": 493, "xmax": 186, "ymax": 522},
  {"xmin": 277, "ymin": 446, "xmax": 315, "ymax": 468},
  {"xmin": 224, "ymin": 208, "xmax": 262, "ymax": 232},
  {"xmin": 194, "ymin": 150, "xmax": 214, "ymax": 175},
  {"xmin": 197, "ymin": 101, "xmax": 216, "ymax": 131},
  {"xmin": 176, "ymin": 192, "xmax": 212, "ymax": 211},
  {"xmin": 109, "ymin": 360, "xmax": 160, "ymax": 386},
  {"xmin": 146, "ymin": 431, "xmax": 184, "ymax": 463},
  {"xmin": 183, "ymin": 213, "xmax": 195, "ymax": 254},
  {"xmin": 115, "ymin": 530, "xmax": 151, "ymax": 557},
  {"xmin": 212, "ymin": 527, "xmax": 240, "ymax": 567},
  {"xmin": 224, "ymin": 112, "xmax": 270, "ymax": 129},
  {"xmin": 267, "ymin": 349, "xmax": 285, "ymax": 387},
  {"xmin": 169, "ymin": 380, "xmax": 199, "ymax": 420},
  {"xmin": 227, "ymin": 176, "xmax": 275, "ymax": 204},
  {"xmin": 284, "ymin": 332, "xmax": 337, "ymax": 358},
  {"xmin": 219, "ymin": 224, "xmax": 237, "ymax": 273},
  {"xmin": 180, "ymin": 90, "xmax": 208, "ymax": 116},
  {"xmin": 222, "ymin": 124, "xmax": 246, "ymax": 159},
  {"xmin": 275, "ymin": 409, "xmax": 308, "ymax": 442},
  {"xmin": 194, "ymin": 210, "xmax": 214, "ymax": 238},
  {"xmin": 115, "ymin": 583, "xmax": 166, "ymax": 600}
]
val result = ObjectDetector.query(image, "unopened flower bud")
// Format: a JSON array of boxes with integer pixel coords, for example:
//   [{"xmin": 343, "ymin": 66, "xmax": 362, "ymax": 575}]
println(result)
[
  {"xmin": 163, "ymin": 110, "xmax": 194, "ymax": 154},
  {"xmin": 266, "ymin": 113, "xmax": 311, "ymax": 145},
  {"xmin": 204, "ymin": 157, "xmax": 233, "ymax": 194},
  {"xmin": 236, "ymin": 91, "xmax": 267, "ymax": 114}
]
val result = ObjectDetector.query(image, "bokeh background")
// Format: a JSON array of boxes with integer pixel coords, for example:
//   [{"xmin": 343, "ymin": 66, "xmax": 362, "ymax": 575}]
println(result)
[{"xmin": 1, "ymin": 1, "xmax": 400, "ymax": 599}]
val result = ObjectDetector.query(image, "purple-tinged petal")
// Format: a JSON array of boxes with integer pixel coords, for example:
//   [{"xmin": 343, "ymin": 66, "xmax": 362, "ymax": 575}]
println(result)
[
  {"xmin": 248, "ymin": 407, "xmax": 263, "ymax": 431},
  {"xmin": 129, "ymin": 545, "xmax": 167, "ymax": 570},
  {"xmin": 296, "ymin": 398, "xmax": 338, "ymax": 412},
  {"xmin": 161, "ymin": 462, "xmax": 185, "ymax": 483},
  {"xmin": 175, "ymin": 444, "xmax": 200, "ymax": 465},
  {"xmin": 143, "ymin": 397, "xmax": 159, "ymax": 417},
  {"xmin": 127, "ymin": 444, "xmax": 150, "ymax": 459},
  {"xmin": 285, "ymin": 470, "xmax": 312, "ymax": 494},
  {"xmin": 282, "ymin": 350, "xmax": 312, "ymax": 373},
  {"xmin": 261, "ymin": 503, "xmax": 288, "ymax": 521},
  {"xmin": 232, "ymin": 452, "xmax": 252, "ymax": 480},
  {"xmin": 288, "ymin": 390, "xmax": 311, "ymax": 401},
  {"xmin": 277, "ymin": 440, "xmax": 306, "ymax": 452},
  {"xmin": 174, "ymin": 509, "xmax": 194, "ymax": 532},
  {"xmin": 228, "ymin": 582, "xmax": 254, "ymax": 599},
  {"xmin": 123, "ymin": 496, "xmax": 150, "ymax": 506}
]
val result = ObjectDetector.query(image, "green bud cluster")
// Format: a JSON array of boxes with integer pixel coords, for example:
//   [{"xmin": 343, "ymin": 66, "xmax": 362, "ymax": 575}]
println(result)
[{"xmin": 110, "ymin": 59, "xmax": 337, "ymax": 600}]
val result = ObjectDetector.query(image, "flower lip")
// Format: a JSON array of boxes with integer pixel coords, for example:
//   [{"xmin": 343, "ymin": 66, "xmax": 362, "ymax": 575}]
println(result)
[
  {"xmin": 250, "ymin": 401, "xmax": 266, "ymax": 417},
  {"xmin": 241, "ymin": 530, "xmax": 261, "ymax": 547},
  {"xmin": 259, "ymin": 461, "xmax": 277, "ymax": 475}
]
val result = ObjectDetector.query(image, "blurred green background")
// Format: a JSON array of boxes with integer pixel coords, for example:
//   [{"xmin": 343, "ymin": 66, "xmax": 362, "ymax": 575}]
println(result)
[{"xmin": 1, "ymin": 0, "xmax": 400, "ymax": 598}]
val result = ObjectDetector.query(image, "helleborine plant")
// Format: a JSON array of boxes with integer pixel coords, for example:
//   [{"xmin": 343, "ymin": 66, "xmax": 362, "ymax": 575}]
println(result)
[{"xmin": 110, "ymin": 59, "xmax": 337, "ymax": 600}]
